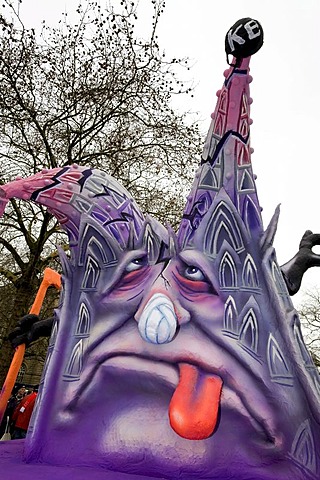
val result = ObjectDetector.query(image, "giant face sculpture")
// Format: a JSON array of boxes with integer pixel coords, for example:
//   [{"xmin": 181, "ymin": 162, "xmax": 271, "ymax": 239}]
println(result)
[{"xmin": 0, "ymin": 19, "xmax": 319, "ymax": 480}]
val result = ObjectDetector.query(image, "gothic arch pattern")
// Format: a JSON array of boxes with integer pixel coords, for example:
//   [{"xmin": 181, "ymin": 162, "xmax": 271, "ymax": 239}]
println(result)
[
  {"xmin": 239, "ymin": 169, "xmax": 254, "ymax": 191},
  {"xmin": 213, "ymin": 89, "xmax": 228, "ymax": 137},
  {"xmin": 75, "ymin": 303, "xmax": 91, "ymax": 337},
  {"xmin": 239, "ymin": 118, "xmax": 249, "ymax": 138},
  {"xmin": 243, "ymin": 195, "xmax": 262, "ymax": 233},
  {"xmin": 204, "ymin": 201, "xmax": 244, "ymax": 257},
  {"xmin": 291, "ymin": 420, "xmax": 317, "ymax": 474},
  {"xmin": 239, "ymin": 308, "xmax": 259, "ymax": 354},
  {"xmin": 64, "ymin": 340, "xmax": 83, "ymax": 380},
  {"xmin": 242, "ymin": 254, "xmax": 259, "ymax": 289},
  {"xmin": 240, "ymin": 91, "xmax": 249, "ymax": 118},
  {"xmin": 271, "ymin": 260, "xmax": 292, "ymax": 309},
  {"xmin": 293, "ymin": 320, "xmax": 313, "ymax": 366},
  {"xmin": 81, "ymin": 255, "xmax": 100, "ymax": 291},
  {"xmin": 237, "ymin": 144, "xmax": 250, "ymax": 165},
  {"xmin": 79, "ymin": 223, "xmax": 119, "ymax": 267},
  {"xmin": 199, "ymin": 164, "xmax": 220, "ymax": 190},
  {"xmin": 238, "ymin": 92, "xmax": 249, "ymax": 140},
  {"xmin": 213, "ymin": 114, "xmax": 225, "ymax": 136},
  {"xmin": 219, "ymin": 251, "xmax": 238, "ymax": 289},
  {"xmin": 271, "ymin": 261, "xmax": 285, "ymax": 291},
  {"xmin": 219, "ymin": 89, "xmax": 228, "ymax": 113},
  {"xmin": 223, "ymin": 296, "xmax": 238, "ymax": 338},
  {"xmin": 267, "ymin": 334, "xmax": 293, "ymax": 386}
]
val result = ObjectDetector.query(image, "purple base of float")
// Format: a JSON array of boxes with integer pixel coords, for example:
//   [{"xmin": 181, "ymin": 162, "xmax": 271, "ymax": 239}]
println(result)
[{"xmin": 0, "ymin": 440, "xmax": 163, "ymax": 480}]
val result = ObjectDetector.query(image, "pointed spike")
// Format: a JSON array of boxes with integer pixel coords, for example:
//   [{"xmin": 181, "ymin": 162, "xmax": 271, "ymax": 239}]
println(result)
[
  {"xmin": 260, "ymin": 205, "xmax": 281, "ymax": 252},
  {"xmin": 126, "ymin": 221, "xmax": 136, "ymax": 250},
  {"xmin": 57, "ymin": 246, "xmax": 71, "ymax": 277}
]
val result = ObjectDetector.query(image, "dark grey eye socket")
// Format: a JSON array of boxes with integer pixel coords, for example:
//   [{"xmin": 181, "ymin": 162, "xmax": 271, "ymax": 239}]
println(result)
[
  {"xmin": 125, "ymin": 257, "xmax": 147, "ymax": 273},
  {"xmin": 183, "ymin": 265, "xmax": 205, "ymax": 281}
]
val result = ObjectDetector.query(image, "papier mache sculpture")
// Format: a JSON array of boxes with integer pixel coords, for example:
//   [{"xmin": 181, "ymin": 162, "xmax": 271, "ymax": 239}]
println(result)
[{"xmin": 0, "ymin": 17, "xmax": 320, "ymax": 480}]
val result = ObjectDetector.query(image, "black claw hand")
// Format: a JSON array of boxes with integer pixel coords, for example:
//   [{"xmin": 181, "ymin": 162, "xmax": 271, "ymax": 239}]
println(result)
[
  {"xmin": 281, "ymin": 230, "xmax": 320, "ymax": 295},
  {"xmin": 7, "ymin": 314, "xmax": 40, "ymax": 348},
  {"xmin": 298, "ymin": 230, "xmax": 320, "ymax": 267},
  {"xmin": 7, "ymin": 314, "xmax": 54, "ymax": 348}
]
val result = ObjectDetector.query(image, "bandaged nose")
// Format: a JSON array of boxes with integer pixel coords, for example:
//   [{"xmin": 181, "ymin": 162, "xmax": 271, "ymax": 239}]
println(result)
[{"xmin": 137, "ymin": 293, "xmax": 178, "ymax": 344}]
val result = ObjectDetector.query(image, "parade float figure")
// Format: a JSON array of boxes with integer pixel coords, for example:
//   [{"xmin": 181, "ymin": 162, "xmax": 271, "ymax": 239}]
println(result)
[{"xmin": 0, "ymin": 18, "xmax": 320, "ymax": 480}]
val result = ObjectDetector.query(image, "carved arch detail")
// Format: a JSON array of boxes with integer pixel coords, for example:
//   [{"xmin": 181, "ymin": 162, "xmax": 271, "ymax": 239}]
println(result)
[
  {"xmin": 219, "ymin": 251, "xmax": 238, "ymax": 289},
  {"xmin": 75, "ymin": 303, "xmax": 91, "ymax": 337},
  {"xmin": 81, "ymin": 255, "xmax": 100, "ymax": 291},
  {"xmin": 64, "ymin": 340, "xmax": 83, "ymax": 380},
  {"xmin": 204, "ymin": 201, "xmax": 244, "ymax": 257},
  {"xmin": 223, "ymin": 296, "xmax": 238, "ymax": 337},
  {"xmin": 267, "ymin": 334, "xmax": 293, "ymax": 385},
  {"xmin": 239, "ymin": 307, "xmax": 259, "ymax": 353},
  {"xmin": 242, "ymin": 254, "xmax": 259, "ymax": 289},
  {"xmin": 291, "ymin": 420, "xmax": 317, "ymax": 474},
  {"xmin": 243, "ymin": 195, "xmax": 262, "ymax": 232},
  {"xmin": 79, "ymin": 223, "xmax": 119, "ymax": 266}
]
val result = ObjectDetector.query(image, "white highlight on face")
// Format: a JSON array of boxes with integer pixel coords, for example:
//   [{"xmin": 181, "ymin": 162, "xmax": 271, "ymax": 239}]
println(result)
[{"xmin": 137, "ymin": 293, "xmax": 178, "ymax": 344}]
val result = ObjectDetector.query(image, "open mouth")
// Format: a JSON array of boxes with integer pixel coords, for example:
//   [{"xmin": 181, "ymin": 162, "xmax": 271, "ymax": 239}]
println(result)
[{"xmin": 66, "ymin": 352, "xmax": 277, "ymax": 445}]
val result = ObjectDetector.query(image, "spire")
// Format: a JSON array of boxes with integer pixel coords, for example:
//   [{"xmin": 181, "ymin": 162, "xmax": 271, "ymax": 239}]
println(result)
[
  {"xmin": 178, "ymin": 18, "xmax": 264, "ymax": 250},
  {"xmin": 0, "ymin": 165, "xmax": 146, "ymax": 250}
]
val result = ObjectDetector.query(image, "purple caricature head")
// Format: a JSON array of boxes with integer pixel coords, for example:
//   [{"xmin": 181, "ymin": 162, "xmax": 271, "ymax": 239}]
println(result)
[{"xmin": 0, "ymin": 18, "xmax": 319, "ymax": 480}]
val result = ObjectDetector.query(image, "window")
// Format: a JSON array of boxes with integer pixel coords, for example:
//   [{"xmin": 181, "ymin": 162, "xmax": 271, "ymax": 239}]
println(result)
[{"xmin": 16, "ymin": 363, "xmax": 26, "ymax": 383}]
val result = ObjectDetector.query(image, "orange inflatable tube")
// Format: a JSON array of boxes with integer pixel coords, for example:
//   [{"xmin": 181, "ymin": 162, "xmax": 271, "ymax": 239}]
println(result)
[{"xmin": 0, "ymin": 268, "xmax": 61, "ymax": 424}]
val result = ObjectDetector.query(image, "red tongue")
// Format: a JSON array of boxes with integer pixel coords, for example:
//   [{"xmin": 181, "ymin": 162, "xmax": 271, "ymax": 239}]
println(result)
[{"xmin": 169, "ymin": 363, "xmax": 223, "ymax": 440}]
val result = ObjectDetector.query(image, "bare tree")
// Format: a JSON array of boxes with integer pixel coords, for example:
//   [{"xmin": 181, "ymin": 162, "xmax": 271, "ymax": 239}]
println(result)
[
  {"xmin": 297, "ymin": 288, "xmax": 320, "ymax": 368},
  {"xmin": 0, "ymin": 0, "xmax": 202, "ymax": 384}
]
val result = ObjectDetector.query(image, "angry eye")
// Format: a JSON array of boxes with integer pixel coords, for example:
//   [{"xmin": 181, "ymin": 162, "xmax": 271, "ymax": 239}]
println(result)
[
  {"xmin": 125, "ymin": 257, "xmax": 147, "ymax": 272},
  {"xmin": 111, "ymin": 255, "xmax": 150, "ymax": 292},
  {"xmin": 183, "ymin": 265, "xmax": 206, "ymax": 281},
  {"xmin": 174, "ymin": 261, "xmax": 216, "ymax": 295}
]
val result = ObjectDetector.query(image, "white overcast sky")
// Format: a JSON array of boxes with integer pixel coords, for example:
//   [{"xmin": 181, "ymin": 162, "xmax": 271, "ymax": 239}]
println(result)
[{"xmin": 7, "ymin": 0, "xmax": 320, "ymax": 305}]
